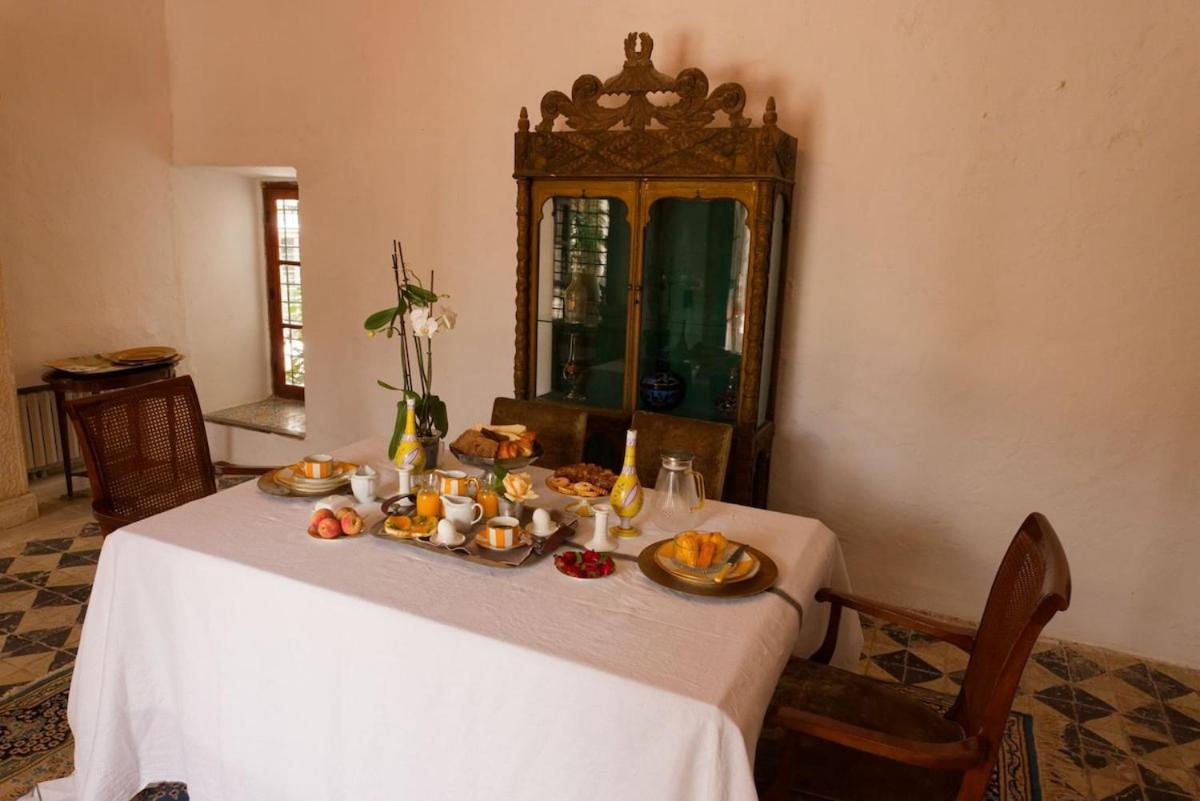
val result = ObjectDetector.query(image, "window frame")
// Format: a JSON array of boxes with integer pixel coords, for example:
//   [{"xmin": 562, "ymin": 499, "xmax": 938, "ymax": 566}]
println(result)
[{"xmin": 262, "ymin": 182, "xmax": 304, "ymax": 400}]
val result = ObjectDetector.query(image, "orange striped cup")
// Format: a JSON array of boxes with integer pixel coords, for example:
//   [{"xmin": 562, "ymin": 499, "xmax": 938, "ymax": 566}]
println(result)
[
  {"xmin": 484, "ymin": 516, "xmax": 522, "ymax": 550},
  {"xmin": 300, "ymin": 454, "xmax": 334, "ymax": 479}
]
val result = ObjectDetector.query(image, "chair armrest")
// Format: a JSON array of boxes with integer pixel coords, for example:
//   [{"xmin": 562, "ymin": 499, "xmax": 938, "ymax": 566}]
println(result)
[
  {"xmin": 213, "ymin": 461, "xmax": 275, "ymax": 477},
  {"xmin": 771, "ymin": 704, "xmax": 985, "ymax": 771},
  {"xmin": 816, "ymin": 588, "xmax": 977, "ymax": 652}
]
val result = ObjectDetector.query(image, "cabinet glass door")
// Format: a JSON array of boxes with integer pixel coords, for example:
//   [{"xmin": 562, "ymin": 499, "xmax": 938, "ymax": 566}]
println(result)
[
  {"xmin": 637, "ymin": 197, "xmax": 750, "ymax": 421},
  {"xmin": 534, "ymin": 195, "xmax": 631, "ymax": 410}
]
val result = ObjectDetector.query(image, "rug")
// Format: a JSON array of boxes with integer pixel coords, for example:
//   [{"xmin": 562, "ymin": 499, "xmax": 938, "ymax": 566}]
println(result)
[
  {"xmin": 0, "ymin": 668, "xmax": 186, "ymax": 801},
  {"xmin": 755, "ymin": 669, "xmax": 1041, "ymax": 801}
]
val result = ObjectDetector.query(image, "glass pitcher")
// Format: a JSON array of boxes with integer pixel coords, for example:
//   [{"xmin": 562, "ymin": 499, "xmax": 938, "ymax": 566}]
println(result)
[{"xmin": 652, "ymin": 451, "xmax": 706, "ymax": 531}]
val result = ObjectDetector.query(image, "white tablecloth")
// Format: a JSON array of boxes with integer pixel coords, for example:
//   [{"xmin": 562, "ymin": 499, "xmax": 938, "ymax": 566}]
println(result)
[{"xmin": 36, "ymin": 438, "xmax": 861, "ymax": 801}]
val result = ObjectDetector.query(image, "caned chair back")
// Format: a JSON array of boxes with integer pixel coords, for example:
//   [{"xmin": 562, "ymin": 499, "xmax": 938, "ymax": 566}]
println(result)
[
  {"xmin": 490, "ymin": 397, "xmax": 587, "ymax": 470},
  {"xmin": 630, "ymin": 410, "xmax": 734, "ymax": 501},
  {"xmin": 67, "ymin": 375, "xmax": 216, "ymax": 533},
  {"xmin": 952, "ymin": 513, "xmax": 1071, "ymax": 740}
]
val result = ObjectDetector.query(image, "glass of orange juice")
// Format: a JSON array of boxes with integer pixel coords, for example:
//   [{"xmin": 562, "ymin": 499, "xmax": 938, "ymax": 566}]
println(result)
[
  {"xmin": 415, "ymin": 473, "xmax": 442, "ymax": 518},
  {"xmin": 477, "ymin": 485, "xmax": 500, "ymax": 519}
]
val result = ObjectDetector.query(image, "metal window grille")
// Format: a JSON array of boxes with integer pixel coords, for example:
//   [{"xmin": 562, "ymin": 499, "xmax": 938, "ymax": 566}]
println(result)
[{"xmin": 551, "ymin": 198, "xmax": 609, "ymax": 320}]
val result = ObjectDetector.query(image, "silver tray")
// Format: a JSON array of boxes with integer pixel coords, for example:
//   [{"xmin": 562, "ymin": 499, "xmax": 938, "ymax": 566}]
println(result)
[{"xmin": 448, "ymin": 440, "xmax": 543, "ymax": 472}]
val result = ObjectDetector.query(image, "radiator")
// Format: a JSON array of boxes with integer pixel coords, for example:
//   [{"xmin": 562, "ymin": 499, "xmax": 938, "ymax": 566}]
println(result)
[{"xmin": 16, "ymin": 385, "xmax": 80, "ymax": 476}]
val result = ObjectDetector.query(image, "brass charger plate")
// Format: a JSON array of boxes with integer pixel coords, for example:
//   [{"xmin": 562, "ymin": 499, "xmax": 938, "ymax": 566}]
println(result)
[
  {"xmin": 257, "ymin": 467, "xmax": 348, "ymax": 498},
  {"xmin": 105, "ymin": 345, "xmax": 178, "ymax": 364},
  {"xmin": 637, "ymin": 539, "xmax": 778, "ymax": 599}
]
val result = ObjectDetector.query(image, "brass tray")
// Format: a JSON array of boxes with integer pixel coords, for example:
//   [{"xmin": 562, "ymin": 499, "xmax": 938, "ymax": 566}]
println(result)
[
  {"xmin": 103, "ymin": 345, "xmax": 178, "ymax": 364},
  {"xmin": 637, "ymin": 539, "xmax": 778, "ymax": 599},
  {"xmin": 44, "ymin": 353, "xmax": 183, "ymax": 376}
]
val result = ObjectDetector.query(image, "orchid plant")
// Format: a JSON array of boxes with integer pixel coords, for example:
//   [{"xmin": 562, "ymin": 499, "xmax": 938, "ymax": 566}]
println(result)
[{"xmin": 363, "ymin": 241, "xmax": 455, "ymax": 458}]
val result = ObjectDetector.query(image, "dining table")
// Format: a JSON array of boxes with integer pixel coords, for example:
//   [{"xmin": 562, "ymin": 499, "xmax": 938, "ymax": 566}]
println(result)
[{"xmin": 34, "ymin": 437, "xmax": 862, "ymax": 801}]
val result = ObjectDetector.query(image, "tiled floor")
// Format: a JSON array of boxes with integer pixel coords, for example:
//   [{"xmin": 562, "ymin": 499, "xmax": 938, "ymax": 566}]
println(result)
[
  {"xmin": 855, "ymin": 612, "xmax": 1200, "ymax": 800},
  {"xmin": 2, "ymin": 480, "xmax": 1199, "ymax": 800}
]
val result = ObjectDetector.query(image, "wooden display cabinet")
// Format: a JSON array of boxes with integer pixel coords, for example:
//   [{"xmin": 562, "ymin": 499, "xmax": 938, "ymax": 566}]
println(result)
[{"xmin": 511, "ymin": 33, "xmax": 797, "ymax": 506}]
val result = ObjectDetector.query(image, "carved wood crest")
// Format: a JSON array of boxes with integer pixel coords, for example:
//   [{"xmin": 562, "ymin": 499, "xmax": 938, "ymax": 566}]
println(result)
[
  {"xmin": 516, "ymin": 33, "xmax": 795, "ymax": 181},
  {"xmin": 537, "ymin": 32, "xmax": 749, "ymax": 132}
]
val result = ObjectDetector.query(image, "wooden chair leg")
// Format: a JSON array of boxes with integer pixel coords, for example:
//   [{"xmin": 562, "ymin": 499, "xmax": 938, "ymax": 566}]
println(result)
[
  {"xmin": 809, "ymin": 600, "xmax": 843, "ymax": 665},
  {"xmin": 763, "ymin": 730, "xmax": 804, "ymax": 801}
]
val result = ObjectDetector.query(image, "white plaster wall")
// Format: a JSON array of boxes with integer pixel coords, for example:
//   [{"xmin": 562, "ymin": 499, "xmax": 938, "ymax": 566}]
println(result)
[
  {"xmin": 161, "ymin": 0, "xmax": 1200, "ymax": 665},
  {"xmin": 171, "ymin": 167, "xmax": 272, "ymax": 412},
  {"xmin": 0, "ymin": 0, "xmax": 181, "ymax": 387}
]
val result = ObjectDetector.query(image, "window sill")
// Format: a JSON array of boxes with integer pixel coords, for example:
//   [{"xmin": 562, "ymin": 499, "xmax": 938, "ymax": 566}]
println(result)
[{"xmin": 205, "ymin": 396, "xmax": 306, "ymax": 439}]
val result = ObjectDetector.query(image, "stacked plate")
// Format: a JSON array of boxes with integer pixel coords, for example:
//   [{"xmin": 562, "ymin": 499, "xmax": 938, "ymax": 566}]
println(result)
[
  {"xmin": 271, "ymin": 461, "xmax": 356, "ymax": 495},
  {"xmin": 105, "ymin": 346, "xmax": 179, "ymax": 366}
]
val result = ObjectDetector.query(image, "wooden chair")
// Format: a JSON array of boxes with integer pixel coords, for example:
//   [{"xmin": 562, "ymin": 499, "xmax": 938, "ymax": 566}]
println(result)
[
  {"xmin": 764, "ymin": 513, "xmax": 1071, "ymax": 801},
  {"xmin": 490, "ymin": 397, "xmax": 587, "ymax": 470},
  {"xmin": 630, "ymin": 410, "xmax": 733, "ymax": 501},
  {"xmin": 66, "ymin": 375, "xmax": 270, "ymax": 534}
]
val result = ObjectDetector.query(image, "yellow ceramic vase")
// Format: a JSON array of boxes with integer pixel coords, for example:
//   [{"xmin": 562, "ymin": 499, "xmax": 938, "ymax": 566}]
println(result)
[
  {"xmin": 609, "ymin": 429, "xmax": 643, "ymax": 537},
  {"xmin": 394, "ymin": 397, "xmax": 426, "ymax": 473}
]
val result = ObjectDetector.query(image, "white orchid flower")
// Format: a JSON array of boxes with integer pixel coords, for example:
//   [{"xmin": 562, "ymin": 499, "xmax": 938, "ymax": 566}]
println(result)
[
  {"xmin": 408, "ymin": 306, "xmax": 440, "ymax": 338},
  {"xmin": 438, "ymin": 305, "xmax": 457, "ymax": 331}
]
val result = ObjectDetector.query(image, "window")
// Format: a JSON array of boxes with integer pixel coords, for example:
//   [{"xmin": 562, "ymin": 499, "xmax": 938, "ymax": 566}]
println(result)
[
  {"xmin": 263, "ymin": 183, "xmax": 304, "ymax": 399},
  {"xmin": 550, "ymin": 198, "xmax": 610, "ymax": 321}
]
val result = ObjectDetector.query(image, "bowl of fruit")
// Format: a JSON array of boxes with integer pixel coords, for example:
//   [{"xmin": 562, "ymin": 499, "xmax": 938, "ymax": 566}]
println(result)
[
  {"xmin": 554, "ymin": 549, "xmax": 616, "ymax": 580},
  {"xmin": 307, "ymin": 506, "xmax": 365, "ymax": 540}
]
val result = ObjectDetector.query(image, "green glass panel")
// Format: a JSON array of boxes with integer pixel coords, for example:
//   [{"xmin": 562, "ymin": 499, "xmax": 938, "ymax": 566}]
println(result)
[
  {"xmin": 535, "ymin": 196, "xmax": 630, "ymax": 410},
  {"xmin": 637, "ymin": 197, "xmax": 749, "ymax": 422}
]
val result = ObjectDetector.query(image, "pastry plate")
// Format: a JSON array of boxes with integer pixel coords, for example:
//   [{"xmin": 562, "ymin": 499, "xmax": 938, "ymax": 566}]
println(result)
[
  {"xmin": 544, "ymin": 476, "xmax": 610, "ymax": 499},
  {"xmin": 377, "ymin": 515, "xmax": 438, "ymax": 539},
  {"xmin": 449, "ymin": 440, "xmax": 543, "ymax": 472},
  {"xmin": 637, "ymin": 540, "xmax": 777, "ymax": 599},
  {"xmin": 653, "ymin": 541, "xmax": 759, "ymax": 585}
]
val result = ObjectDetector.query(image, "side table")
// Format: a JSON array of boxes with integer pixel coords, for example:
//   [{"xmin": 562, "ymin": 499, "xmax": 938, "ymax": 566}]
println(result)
[{"xmin": 40, "ymin": 362, "xmax": 178, "ymax": 499}]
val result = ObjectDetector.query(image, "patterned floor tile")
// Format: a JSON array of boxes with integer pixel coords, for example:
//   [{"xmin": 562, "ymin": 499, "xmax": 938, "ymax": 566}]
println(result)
[
  {"xmin": 15, "ymin": 603, "xmax": 82, "ymax": 634},
  {"xmin": 46, "ymin": 564, "xmax": 97, "ymax": 588}
]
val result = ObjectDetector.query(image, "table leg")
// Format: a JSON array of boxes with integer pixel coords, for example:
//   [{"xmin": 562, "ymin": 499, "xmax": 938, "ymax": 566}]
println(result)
[{"xmin": 53, "ymin": 389, "xmax": 73, "ymax": 499}]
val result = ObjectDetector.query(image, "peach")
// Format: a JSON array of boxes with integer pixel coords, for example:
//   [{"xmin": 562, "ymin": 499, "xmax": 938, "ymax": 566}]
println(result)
[
  {"xmin": 310, "ymin": 508, "xmax": 335, "ymax": 527},
  {"xmin": 341, "ymin": 511, "xmax": 363, "ymax": 535},
  {"xmin": 317, "ymin": 517, "xmax": 342, "ymax": 539},
  {"xmin": 335, "ymin": 506, "xmax": 356, "ymax": 522}
]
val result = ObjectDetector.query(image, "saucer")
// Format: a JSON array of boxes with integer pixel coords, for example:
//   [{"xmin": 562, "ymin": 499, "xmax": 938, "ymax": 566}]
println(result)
[
  {"xmin": 474, "ymin": 530, "xmax": 529, "ymax": 552},
  {"xmin": 428, "ymin": 531, "xmax": 466, "ymax": 547}
]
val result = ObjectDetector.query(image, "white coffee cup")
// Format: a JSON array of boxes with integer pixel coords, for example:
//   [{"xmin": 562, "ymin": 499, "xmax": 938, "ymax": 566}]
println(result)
[
  {"xmin": 441, "ymin": 494, "xmax": 483, "ymax": 533},
  {"xmin": 350, "ymin": 465, "xmax": 378, "ymax": 504}
]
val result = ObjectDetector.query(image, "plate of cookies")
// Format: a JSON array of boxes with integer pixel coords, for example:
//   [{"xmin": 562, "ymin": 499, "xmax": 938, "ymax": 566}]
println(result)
[{"xmin": 545, "ymin": 463, "xmax": 618, "ymax": 498}]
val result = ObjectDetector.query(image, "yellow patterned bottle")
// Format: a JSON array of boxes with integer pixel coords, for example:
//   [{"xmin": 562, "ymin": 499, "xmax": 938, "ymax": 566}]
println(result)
[
  {"xmin": 394, "ymin": 397, "xmax": 426, "ymax": 472},
  {"xmin": 609, "ymin": 429, "xmax": 643, "ymax": 537}
]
